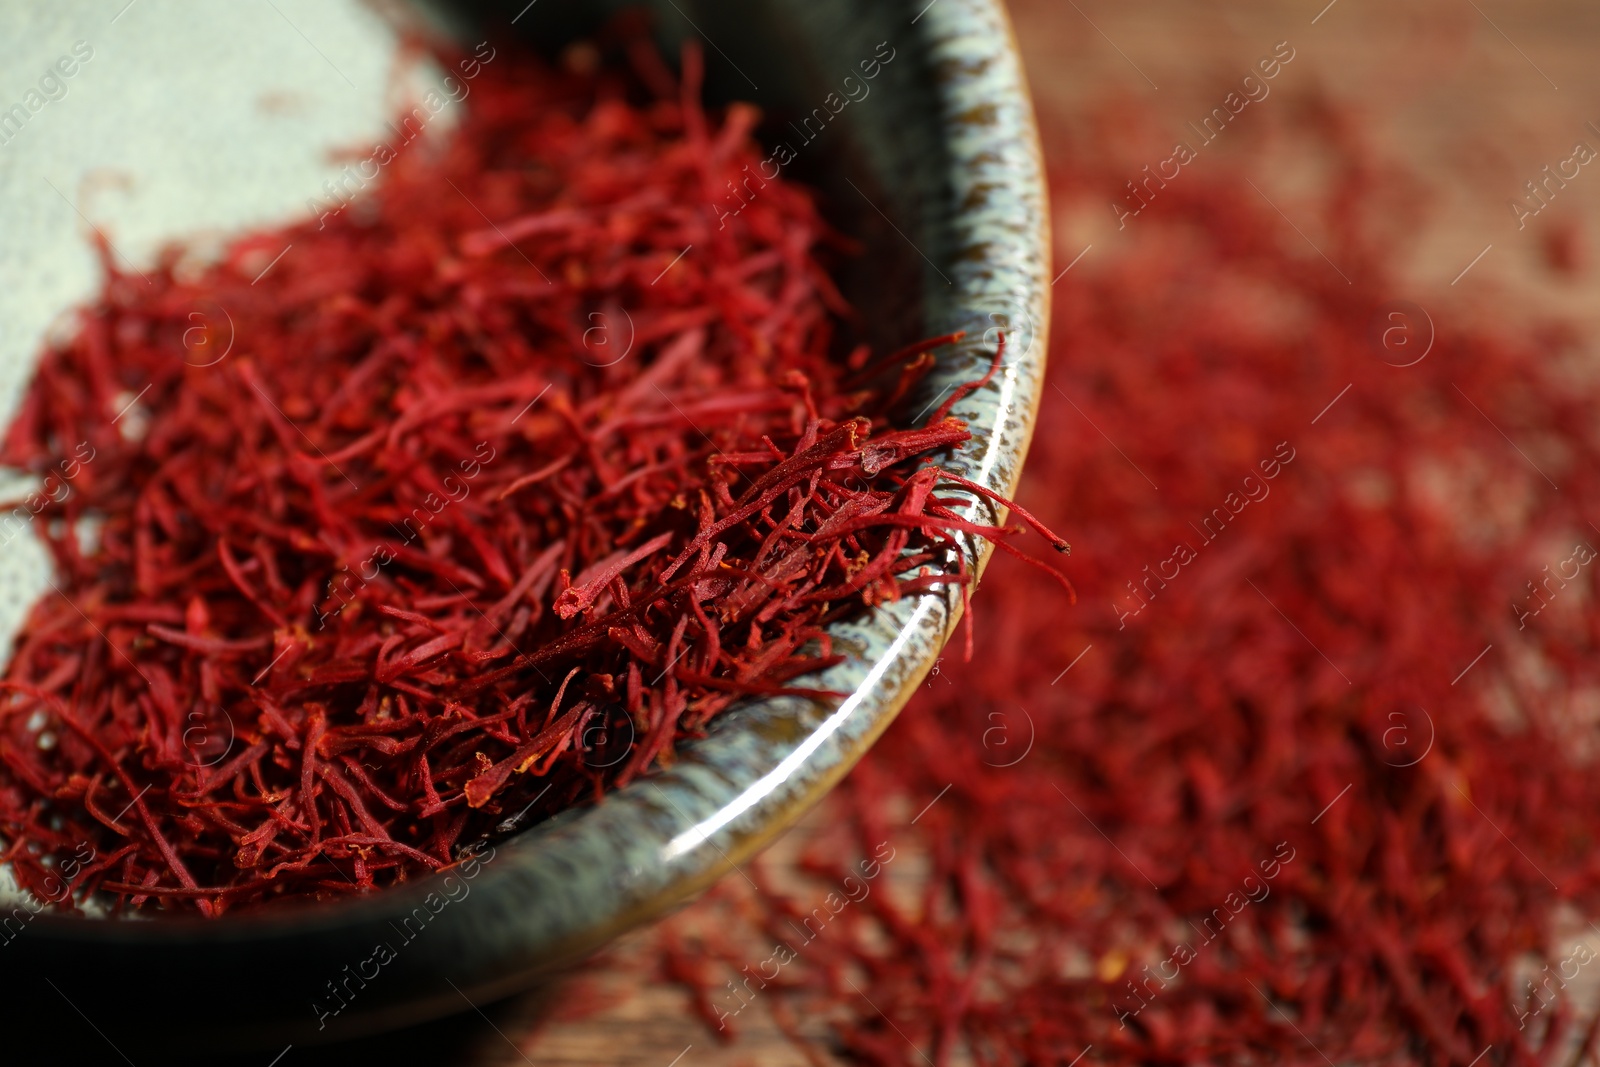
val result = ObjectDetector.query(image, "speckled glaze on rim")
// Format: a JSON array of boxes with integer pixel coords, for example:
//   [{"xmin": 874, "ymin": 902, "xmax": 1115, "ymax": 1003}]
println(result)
[{"xmin": 2, "ymin": 0, "xmax": 1050, "ymax": 1049}]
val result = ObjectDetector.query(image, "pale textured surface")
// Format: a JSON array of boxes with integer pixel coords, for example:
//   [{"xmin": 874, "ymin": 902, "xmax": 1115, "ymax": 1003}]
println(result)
[{"xmin": 0, "ymin": 0, "xmax": 442, "ymax": 664}]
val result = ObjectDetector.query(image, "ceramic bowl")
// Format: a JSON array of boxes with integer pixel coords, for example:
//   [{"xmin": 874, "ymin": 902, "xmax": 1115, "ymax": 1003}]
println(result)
[{"xmin": 0, "ymin": 0, "xmax": 1049, "ymax": 1053}]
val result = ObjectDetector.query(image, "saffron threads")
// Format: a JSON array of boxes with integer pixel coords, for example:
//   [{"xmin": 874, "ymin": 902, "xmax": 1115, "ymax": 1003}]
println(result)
[
  {"xmin": 651, "ymin": 95, "xmax": 1600, "ymax": 1066},
  {"xmin": 0, "ymin": 34, "xmax": 1063, "ymax": 915}
]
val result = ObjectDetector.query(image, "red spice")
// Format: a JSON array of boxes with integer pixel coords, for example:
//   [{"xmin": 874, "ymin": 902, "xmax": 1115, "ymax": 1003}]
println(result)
[
  {"xmin": 653, "ymin": 94, "xmax": 1600, "ymax": 1066},
  {"xmin": 0, "ymin": 34, "xmax": 1062, "ymax": 915}
]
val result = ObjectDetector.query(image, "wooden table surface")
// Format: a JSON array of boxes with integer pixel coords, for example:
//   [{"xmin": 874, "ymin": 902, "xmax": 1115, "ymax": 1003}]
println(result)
[{"xmin": 267, "ymin": 2, "xmax": 1600, "ymax": 1064}]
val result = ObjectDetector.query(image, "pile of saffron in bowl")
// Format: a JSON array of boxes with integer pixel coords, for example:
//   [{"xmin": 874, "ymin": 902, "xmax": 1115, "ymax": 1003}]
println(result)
[{"xmin": 0, "ymin": 35, "xmax": 1060, "ymax": 916}]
